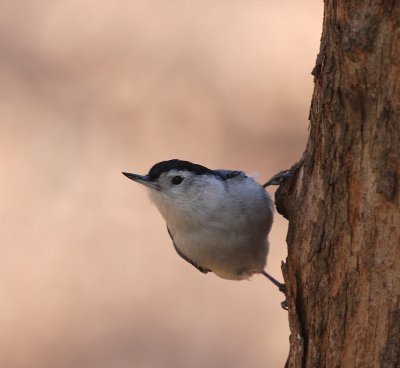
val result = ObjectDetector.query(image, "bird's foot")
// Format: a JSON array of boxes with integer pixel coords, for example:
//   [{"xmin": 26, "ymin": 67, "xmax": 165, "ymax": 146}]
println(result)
[
  {"xmin": 261, "ymin": 271, "xmax": 288, "ymax": 310},
  {"xmin": 263, "ymin": 169, "xmax": 296, "ymax": 187},
  {"xmin": 278, "ymin": 283, "xmax": 287, "ymax": 293}
]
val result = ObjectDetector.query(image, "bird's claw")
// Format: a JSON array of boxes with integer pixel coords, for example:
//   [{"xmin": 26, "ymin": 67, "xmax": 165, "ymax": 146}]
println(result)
[{"xmin": 263, "ymin": 169, "xmax": 296, "ymax": 187}]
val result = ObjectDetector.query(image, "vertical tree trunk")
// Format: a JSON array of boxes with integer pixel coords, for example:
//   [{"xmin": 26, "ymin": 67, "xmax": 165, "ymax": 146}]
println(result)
[{"xmin": 277, "ymin": 1, "xmax": 400, "ymax": 367}]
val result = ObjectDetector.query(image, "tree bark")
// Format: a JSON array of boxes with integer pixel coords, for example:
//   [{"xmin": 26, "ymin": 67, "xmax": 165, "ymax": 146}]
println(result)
[{"xmin": 277, "ymin": 1, "xmax": 400, "ymax": 367}]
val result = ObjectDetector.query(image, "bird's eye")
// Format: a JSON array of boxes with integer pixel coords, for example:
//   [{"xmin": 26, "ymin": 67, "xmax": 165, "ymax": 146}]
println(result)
[{"xmin": 171, "ymin": 176, "xmax": 183, "ymax": 185}]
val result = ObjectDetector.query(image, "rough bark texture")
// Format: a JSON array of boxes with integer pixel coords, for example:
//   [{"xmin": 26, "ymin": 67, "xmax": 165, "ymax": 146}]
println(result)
[{"xmin": 277, "ymin": 1, "xmax": 400, "ymax": 367}]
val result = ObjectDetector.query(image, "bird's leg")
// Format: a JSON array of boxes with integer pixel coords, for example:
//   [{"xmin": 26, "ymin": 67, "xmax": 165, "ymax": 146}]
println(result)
[
  {"xmin": 261, "ymin": 270, "xmax": 286, "ymax": 292},
  {"xmin": 263, "ymin": 169, "xmax": 295, "ymax": 187},
  {"xmin": 261, "ymin": 271, "xmax": 288, "ymax": 310}
]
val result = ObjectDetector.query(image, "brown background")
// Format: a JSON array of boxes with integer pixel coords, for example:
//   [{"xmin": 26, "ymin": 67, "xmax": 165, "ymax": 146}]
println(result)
[{"xmin": 0, "ymin": 1, "xmax": 322, "ymax": 367}]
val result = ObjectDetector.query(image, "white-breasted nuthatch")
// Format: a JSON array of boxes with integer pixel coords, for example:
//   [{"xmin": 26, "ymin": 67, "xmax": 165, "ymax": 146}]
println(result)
[{"xmin": 123, "ymin": 159, "xmax": 287, "ymax": 291}]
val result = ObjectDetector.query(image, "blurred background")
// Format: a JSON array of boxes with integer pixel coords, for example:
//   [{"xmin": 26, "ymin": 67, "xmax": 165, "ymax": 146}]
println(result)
[{"xmin": 0, "ymin": 1, "xmax": 322, "ymax": 367}]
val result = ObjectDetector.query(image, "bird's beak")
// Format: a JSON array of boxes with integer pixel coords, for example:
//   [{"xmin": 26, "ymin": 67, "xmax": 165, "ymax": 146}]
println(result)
[{"xmin": 122, "ymin": 172, "xmax": 159, "ymax": 190}]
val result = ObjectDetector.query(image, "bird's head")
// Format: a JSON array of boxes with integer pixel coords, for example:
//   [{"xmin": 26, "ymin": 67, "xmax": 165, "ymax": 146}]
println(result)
[{"xmin": 122, "ymin": 159, "xmax": 228, "ymax": 221}]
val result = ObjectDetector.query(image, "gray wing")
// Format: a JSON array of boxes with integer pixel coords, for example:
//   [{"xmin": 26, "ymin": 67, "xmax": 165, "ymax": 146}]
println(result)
[{"xmin": 167, "ymin": 226, "xmax": 210, "ymax": 274}]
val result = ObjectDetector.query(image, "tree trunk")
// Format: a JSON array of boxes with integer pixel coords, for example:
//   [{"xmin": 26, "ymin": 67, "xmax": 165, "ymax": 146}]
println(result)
[{"xmin": 277, "ymin": 1, "xmax": 400, "ymax": 367}]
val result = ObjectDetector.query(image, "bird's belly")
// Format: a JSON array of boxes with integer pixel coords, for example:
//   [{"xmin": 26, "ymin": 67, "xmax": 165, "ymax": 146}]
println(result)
[{"xmin": 174, "ymin": 229, "xmax": 268, "ymax": 280}]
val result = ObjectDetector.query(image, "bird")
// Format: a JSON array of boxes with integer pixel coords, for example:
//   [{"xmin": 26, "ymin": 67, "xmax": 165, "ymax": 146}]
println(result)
[{"xmin": 123, "ymin": 159, "xmax": 287, "ymax": 291}]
